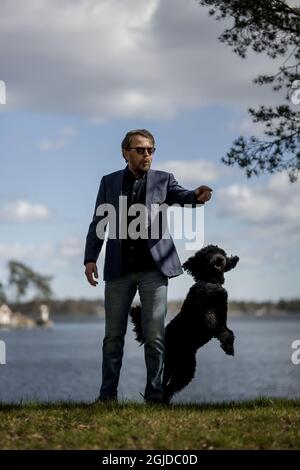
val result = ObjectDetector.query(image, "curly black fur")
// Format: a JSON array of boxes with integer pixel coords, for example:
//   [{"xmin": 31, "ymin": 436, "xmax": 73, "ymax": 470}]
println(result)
[
  {"xmin": 129, "ymin": 245, "xmax": 239, "ymax": 403},
  {"xmin": 129, "ymin": 305, "xmax": 146, "ymax": 345}
]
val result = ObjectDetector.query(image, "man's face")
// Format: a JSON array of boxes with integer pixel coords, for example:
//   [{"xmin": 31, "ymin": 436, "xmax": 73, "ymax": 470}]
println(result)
[{"xmin": 123, "ymin": 135, "xmax": 154, "ymax": 175}]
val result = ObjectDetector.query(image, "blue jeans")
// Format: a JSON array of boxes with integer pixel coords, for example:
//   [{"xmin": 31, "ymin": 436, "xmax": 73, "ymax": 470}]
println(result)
[{"xmin": 99, "ymin": 268, "xmax": 168, "ymax": 401}]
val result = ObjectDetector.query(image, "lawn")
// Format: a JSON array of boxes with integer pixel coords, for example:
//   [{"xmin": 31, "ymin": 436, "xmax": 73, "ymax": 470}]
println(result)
[{"xmin": 0, "ymin": 397, "xmax": 299, "ymax": 450}]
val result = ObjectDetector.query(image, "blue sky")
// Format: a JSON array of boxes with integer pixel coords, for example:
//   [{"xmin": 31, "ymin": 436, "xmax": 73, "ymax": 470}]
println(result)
[{"xmin": 0, "ymin": 0, "xmax": 299, "ymax": 302}]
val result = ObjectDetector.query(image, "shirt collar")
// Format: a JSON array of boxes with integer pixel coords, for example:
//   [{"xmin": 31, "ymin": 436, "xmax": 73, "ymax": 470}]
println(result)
[{"xmin": 125, "ymin": 164, "xmax": 146, "ymax": 180}]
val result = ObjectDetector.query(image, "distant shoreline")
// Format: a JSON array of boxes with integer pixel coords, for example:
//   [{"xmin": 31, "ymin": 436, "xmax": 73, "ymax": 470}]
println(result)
[{"xmin": 7, "ymin": 298, "xmax": 300, "ymax": 319}]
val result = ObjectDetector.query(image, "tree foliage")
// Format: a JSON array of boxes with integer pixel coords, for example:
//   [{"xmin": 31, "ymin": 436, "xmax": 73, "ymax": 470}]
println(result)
[
  {"xmin": 7, "ymin": 261, "xmax": 53, "ymax": 303},
  {"xmin": 0, "ymin": 281, "xmax": 7, "ymax": 304},
  {"xmin": 197, "ymin": 0, "xmax": 300, "ymax": 181}
]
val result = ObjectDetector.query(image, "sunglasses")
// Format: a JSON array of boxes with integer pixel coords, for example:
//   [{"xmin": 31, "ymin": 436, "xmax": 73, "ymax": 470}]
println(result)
[{"xmin": 128, "ymin": 146, "xmax": 156, "ymax": 155}]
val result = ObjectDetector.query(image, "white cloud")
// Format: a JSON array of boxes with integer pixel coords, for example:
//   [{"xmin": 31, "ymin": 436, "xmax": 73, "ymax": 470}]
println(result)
[
  {"xmin": 61, "ymin": 126, "xmax": 76, "ymax": 137},
  {"xmin": 217, "ymin": 173, "xmax": 300, "ymax": 227},
  {"xmin": 155, "ymin": 159, "xmax": 219, "ymax": 184},
  {"xmin": 228, "ymin": 115, "xmax": 267, "ymax": 137},
  {"xmin": 0, "ymin": 242, "xmax": 53, "ymax": 261},
  {"xmin": 38, "ymin": 139, "xmax": 65, "ymax": 151},
  {"xmin": 213, "ymin": 172, "xmax": 300, "ymax": 270},
  {"xmin": 0, "ymin": 200, "xmax": 49, "ymax": 222},
  {"xmin": 58, "ymin": 236, "xmax": 83, "ymax": 258},
  {"xmin": 38, "ymin": 126, "xmax": 77, "ymax": 151},
  {"xmin": 1, "ymin": 0, "xmax": 280, "ymax": 120},
  {"xmin": 0, "ymin": 236, "xmax": 83, "ymax": 267}
]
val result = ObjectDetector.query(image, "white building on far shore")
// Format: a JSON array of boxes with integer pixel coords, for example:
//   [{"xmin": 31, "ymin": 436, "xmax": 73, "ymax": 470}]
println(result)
[{"xmin": 0, "ymin": 304, "xmax": 12, "ymax": 326}]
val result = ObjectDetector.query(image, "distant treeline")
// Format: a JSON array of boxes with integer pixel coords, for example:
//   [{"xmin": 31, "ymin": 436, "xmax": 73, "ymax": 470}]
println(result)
[
  {"xmin": 10, "ymin": 298, "xmax": 105, "ymax": 316},
  {"xmin": 9, "ymin": 298, "xmax": 300, "ymax": 317},
  {"xmin": 229, "ymin": 299, "xmax": 300, "ymax": 314}
]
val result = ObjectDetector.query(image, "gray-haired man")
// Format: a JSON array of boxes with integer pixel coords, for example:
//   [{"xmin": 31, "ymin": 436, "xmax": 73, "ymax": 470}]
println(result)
[{"xmin": 84, "ymin": 129, "xmax": 212, "ymax": 404}]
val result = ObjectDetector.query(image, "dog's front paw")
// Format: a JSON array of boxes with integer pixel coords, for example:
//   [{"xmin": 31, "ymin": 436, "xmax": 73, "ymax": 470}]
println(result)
[
  {"xmin": 218, "ymin": 328, "xmax": 235, "ymax": 356},
  {"xmin": 221, "ymin": 342, "xmax": 234, "ymax": 356}
]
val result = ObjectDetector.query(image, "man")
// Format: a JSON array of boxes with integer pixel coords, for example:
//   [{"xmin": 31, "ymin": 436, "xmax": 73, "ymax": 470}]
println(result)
[{"xmin": 84, "ymin": 129, "xmax": 212, "ymax": 404}]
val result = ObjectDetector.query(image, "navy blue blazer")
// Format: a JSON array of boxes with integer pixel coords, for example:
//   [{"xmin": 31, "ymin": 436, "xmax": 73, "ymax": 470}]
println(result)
[{"xmin": 84, "ymin": 167, "xmax": 201, "ymax": 281}]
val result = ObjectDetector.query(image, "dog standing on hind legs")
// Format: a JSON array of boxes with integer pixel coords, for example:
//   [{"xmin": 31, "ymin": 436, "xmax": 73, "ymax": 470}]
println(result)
[{"xmin": 129, "ymin": 245, "xmax": 239, "ymax": 404}]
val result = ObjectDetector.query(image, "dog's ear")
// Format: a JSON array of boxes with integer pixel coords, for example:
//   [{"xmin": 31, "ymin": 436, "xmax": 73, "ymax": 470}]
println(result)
[
  {"xmin": 182, "ymin": 256, "xmax": 196, "ymax": 276},
  {"xmin": 182, "ymin": 249, "xmax": 207, "ymax": 278},
  {"xmin": 224, "ymin": 256, "xmax": 239, "ymax": 272}
]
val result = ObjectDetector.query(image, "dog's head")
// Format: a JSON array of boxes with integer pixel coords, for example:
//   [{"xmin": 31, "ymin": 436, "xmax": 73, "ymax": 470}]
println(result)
[{"xmin": 182, "ymin": 245, "xmax": 239, "ymax": 284}]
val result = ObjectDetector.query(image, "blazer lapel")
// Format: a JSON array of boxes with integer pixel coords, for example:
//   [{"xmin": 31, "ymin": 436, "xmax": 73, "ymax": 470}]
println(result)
[
  {"xmin": 110, "ymin": 169, "xmax": 125, "ymax": 238},
  {"xmin": 145, "ymin": 168, "xmax": 156, "ymax": 208},
  {"xmin": 112, "ymin": 168, "xmax": 125, "ymax": 204}
]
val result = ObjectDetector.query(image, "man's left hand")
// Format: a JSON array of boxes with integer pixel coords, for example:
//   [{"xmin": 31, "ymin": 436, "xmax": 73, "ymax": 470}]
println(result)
[{"xmin": 194, "ymin": 185, "xmax": 213, "ymax": 204}]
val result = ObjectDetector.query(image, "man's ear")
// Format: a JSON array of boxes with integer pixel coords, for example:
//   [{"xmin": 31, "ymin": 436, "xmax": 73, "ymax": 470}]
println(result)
[
  {"xmin": 122, "ymin": 148, "xmax": 128, "ymax": 161},
  {"xmin": 224, "ymin": 256, "xmax": 239, "ymax": 272}
]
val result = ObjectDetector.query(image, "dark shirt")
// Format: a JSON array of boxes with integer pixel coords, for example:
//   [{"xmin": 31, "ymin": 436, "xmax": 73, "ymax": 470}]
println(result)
[{"xmin": 121, "ymin": 164, "xmax": 158, "ymax": 274}]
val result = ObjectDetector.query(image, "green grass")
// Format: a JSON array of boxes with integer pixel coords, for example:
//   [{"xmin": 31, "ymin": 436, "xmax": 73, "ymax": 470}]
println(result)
[{"xmin": 0, "ymin": 397, "xmax": 299, "ymax": 450}]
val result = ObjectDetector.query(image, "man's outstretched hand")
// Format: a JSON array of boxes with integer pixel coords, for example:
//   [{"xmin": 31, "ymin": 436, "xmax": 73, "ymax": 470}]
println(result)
[
  {"xmin": 194, "ymin": 185, "xmax": 213, "ymax": 204},
  {"xmin": 85, "ymin": 262, "xmax": 99, "ymax": 286}
]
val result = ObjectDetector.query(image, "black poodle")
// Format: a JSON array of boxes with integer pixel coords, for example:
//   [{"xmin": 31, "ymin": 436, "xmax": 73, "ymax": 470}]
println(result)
[{"xmin": 129, "ymin": 245, "xmax": 239, "ymax": 404}]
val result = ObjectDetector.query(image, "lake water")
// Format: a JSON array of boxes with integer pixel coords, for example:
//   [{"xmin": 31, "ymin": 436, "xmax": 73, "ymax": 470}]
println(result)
[{"xmin": 0, "ymin": 314, "xmax": 299, "ymax": 404}]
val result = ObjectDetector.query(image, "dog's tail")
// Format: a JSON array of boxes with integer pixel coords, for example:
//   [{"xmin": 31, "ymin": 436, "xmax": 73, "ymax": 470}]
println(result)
[{"xmin": 129, "ymin": 304, "xmax": 145, "ymax": 345}]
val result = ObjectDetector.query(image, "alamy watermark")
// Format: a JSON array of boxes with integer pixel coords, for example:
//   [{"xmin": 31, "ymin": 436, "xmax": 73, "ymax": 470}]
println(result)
[
  {"xmin": 95, "ymin": 197, "xmax": 204, "ymax": 251},
  {"xmin": 0, "ymin": 80, "xmax": 6, "ymax": 104},
  {"xmin": 0, "ymin": 340, "xmax": 6, "ymax": 365},
  {"xmin": 291, "ymin": 339, "xmax": 300, "ymax": 365},
  {"xmin": 291, "ymin": 80, "xmax": 300, "ymax": 105}
]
